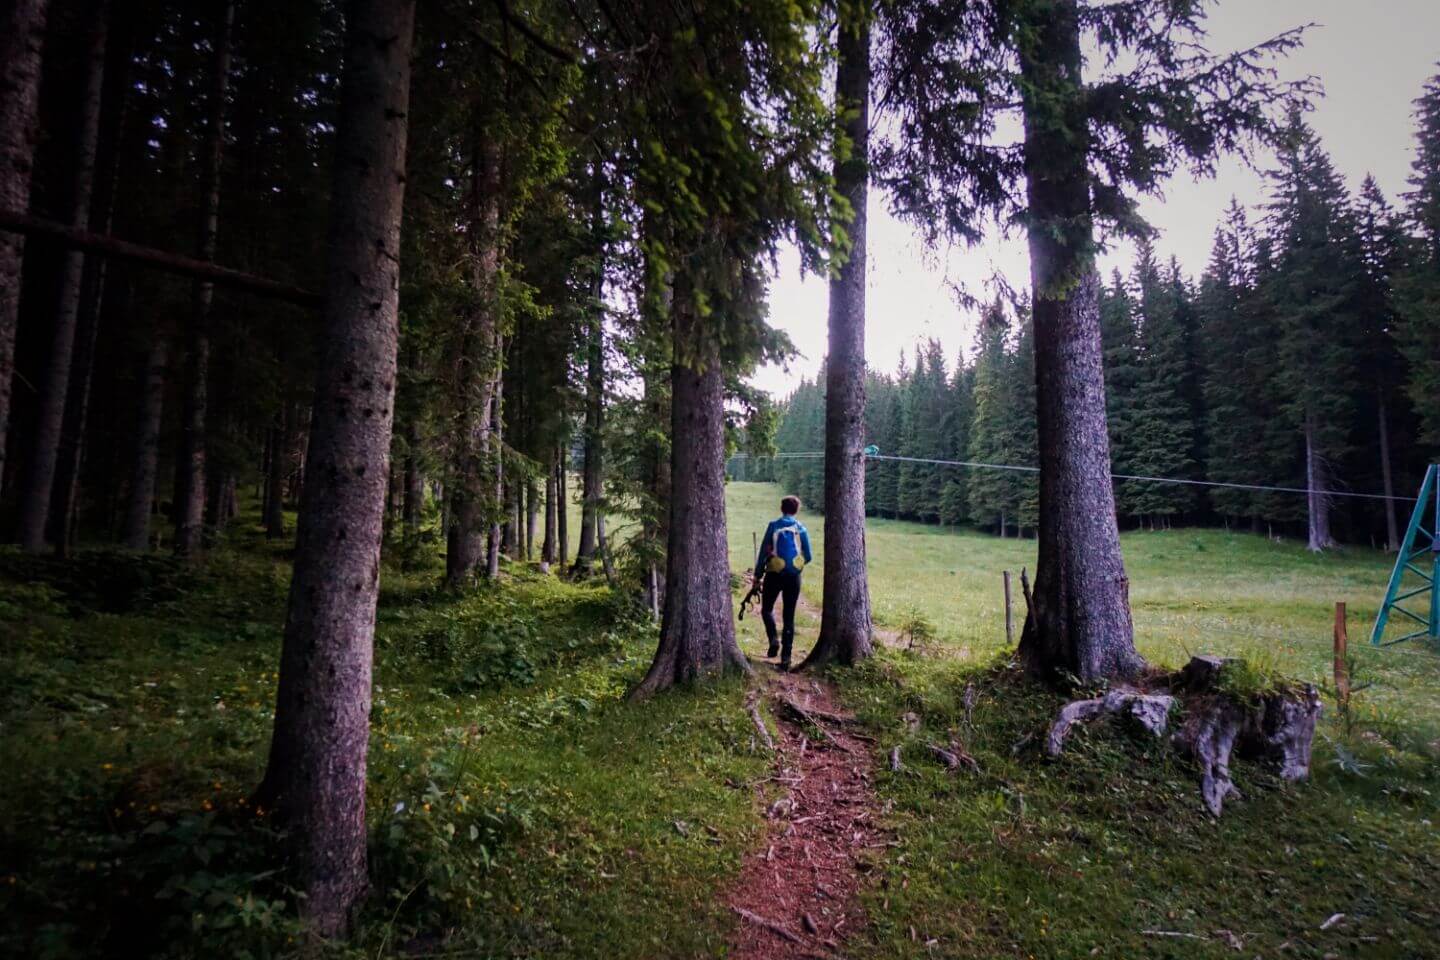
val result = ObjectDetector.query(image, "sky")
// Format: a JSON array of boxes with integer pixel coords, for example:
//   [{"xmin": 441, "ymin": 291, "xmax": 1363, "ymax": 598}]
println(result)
[{"xmin": 750, "ymin": 0, "xmax": 1440, "ymax": 396}]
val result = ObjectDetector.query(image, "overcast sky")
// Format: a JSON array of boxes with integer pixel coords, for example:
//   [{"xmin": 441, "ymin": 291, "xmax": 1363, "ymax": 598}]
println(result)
[{"xmin": 749, "ymin": 0, "xmax": 1440, "ymax": 396}]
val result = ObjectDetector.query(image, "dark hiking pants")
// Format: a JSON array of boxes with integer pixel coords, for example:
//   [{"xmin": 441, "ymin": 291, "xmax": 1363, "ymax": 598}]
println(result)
[{"xmin": 761, "ymin": 571, "xmax": 802, "ymax": 661}]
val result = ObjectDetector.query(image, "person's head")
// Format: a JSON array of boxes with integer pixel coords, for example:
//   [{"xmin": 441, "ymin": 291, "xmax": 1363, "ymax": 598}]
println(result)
[{"xmin": 780, "ymin": 495, "xmax": 801, "ymax": 516}]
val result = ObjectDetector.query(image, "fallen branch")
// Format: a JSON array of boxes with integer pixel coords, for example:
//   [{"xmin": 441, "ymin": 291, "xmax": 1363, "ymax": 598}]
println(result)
[
  {"xmin": 732, "ymin": 906, "xmax": 804, "ymax": 944},
  {"xmin": 0, "ymin": 208, "xmax": 321, "ymax": 306},
  {"xmin": 925, "ymin": 742, "xmax": 978, "ymax": 772},
  {"xmin": 776, "ymin": 695, "xmax": 859, "ymax": 728},
  {"xmin": 746, "ymin": 694, "xmax": 775, "ymax": 751}
]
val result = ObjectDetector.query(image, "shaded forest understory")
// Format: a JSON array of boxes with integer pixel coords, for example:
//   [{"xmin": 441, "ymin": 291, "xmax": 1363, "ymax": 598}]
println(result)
[{"xmin": 3, "ymin": 485, "xmax": 1436, "ymax": 958}]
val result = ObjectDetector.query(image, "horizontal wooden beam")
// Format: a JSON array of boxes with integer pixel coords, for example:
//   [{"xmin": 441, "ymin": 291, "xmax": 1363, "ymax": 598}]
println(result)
[{"xmin": 0, "ymin": 208, "xmax": 322, "ymax": 308}]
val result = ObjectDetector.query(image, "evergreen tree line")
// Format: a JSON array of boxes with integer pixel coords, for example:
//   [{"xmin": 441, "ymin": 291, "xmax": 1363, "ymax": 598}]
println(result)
[{"xmin": 752, "ymin": 102, "xmax": 1440, "ymax": 551}]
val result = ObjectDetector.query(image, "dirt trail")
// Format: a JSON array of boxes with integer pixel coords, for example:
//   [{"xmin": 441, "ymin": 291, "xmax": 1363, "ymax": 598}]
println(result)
[{"xmin": 725, "ymin": 666, "xmax": 887, "ymax": 960}]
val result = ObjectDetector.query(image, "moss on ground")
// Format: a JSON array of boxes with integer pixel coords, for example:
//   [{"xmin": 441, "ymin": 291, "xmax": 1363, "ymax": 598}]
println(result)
[{"xmin": 2, "ymin": 485, "xmax": 1437, "ymax": 957}]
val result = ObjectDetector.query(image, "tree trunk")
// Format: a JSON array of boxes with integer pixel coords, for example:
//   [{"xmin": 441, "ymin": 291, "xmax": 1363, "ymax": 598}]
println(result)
[
  {"xmin": 1304, "ymin": 409, "xmax": 1335, "ymax": 551},
  {"xmin": 638, "ymin": 217, "xmax": 672, "ymax": 617},
  {"xmin": 445, "ymin": 129, "xmax": 501, "ymax": 586},
  {"xmin": 173, "ymin": 0, "xmax": 234, "ymax": 557},
  {"xmin": 597, "ymin": 509, "xmax": 615, "ymax": 585},
  {"xmin": 122, "ymin": 327, "xmax": 167, "ymax": 550},
  {"xmin": 1377, "ymin": 387, "xmax": 1399, "ymax": 552},
  {"xmin": 557, "ymin": 447, "xmax": 569, "ymax": 566},
  {"xmin": 804, "ymin": 4, "xmax": 874, "ymax": 670},
  {"xmin": 526, "ymin": 476, "xmax": 539, "ymax": 561},
  {"xmin": 0, "ymin": 0, "xmax": 50, "ymax": 495},
  {"xmin": 573, "ymin": 177, "xmax": 605, "ymax": 575},
  {"xmin": 631, "ymin": 281, "xmax": 749, "ymax": 699},
  {"xmin": 541, "ymin": 453, "xmax": 557, "ymax": 570},
  {"xmin": 264, "ymin": 408, "xmax": 287, "ymax": 539},
  {"xmin": 51, "ymin": 13, "xmax": 132, "ymax": 555},
  {"xmin": 254, "ymin": 0, "xmax": 415, "ymax": 936},
  {"xmin": 18, "ymin": 5, "xmax": 107, "ymax": 553},
  {"xmin": 1015, "ymin": 0, "xmax": 1142, "ymax": 683},
  {"xmin": 403, "ymin": 416, "xmax": 423, "ymax": 539},
  {"xmin": 486, "ymin": 331, "xmax": 504, "ymax": 579}
]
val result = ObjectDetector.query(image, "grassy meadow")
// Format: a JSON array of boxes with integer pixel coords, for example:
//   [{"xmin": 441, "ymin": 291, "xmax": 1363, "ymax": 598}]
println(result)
[
  {"xmin": 0, "ymin": 480, "xmax": 1436, "ymax": 957},
  {"xmin": 726, "ymin": 481, "xmax": 1440, "ymax": 737}
]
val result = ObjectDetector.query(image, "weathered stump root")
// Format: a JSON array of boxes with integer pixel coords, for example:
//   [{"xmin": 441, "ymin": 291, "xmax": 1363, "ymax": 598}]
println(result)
[{"xmin": 1046, "ymin": 656, "xmax": 1322, "ymax": 816}]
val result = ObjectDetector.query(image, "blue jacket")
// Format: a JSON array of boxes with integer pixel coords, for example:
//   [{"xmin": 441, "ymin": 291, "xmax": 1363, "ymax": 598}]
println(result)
[{"xmin": 754, "ymin": 515, "xmax": 812, "ymax": 578}]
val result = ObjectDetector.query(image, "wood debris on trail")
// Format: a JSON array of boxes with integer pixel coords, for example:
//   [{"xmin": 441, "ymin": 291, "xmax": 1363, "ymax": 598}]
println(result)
[{"xmin": 725, "ymin": 668, "xmax": 885, "ymax": 960}]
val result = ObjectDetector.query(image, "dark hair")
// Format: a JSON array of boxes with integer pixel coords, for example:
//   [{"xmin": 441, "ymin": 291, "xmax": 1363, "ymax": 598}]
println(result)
[{"xmin": 780, "ymin": 496, "xmax": 801, "ymax": 515}]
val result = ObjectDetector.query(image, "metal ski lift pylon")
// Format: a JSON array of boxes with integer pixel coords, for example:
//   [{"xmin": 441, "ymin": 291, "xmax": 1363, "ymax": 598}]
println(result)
[{"xmin": 1371, "ymin": 463, "xmax": 1440, "ymax": 648}]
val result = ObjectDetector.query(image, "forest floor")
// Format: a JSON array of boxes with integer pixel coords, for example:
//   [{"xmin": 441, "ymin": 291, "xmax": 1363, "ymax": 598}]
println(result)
[{"xmin": 1, "ymin": 484, "xmax": 1438, "ymax": 958}]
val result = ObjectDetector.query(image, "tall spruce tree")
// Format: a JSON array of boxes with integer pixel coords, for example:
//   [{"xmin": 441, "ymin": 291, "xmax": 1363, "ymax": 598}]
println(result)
[
  {"xmin": 1265, "ymin": 116, "xmax": 1364, "ymax": 551},
  {"xmin": 966, "ymin": 298, "xmax": 1012, "ymax": 532},
  {"xmin": 1397, "ymin": 70, "xmax": 1440, "ymax": 449},
  {"xmin": 1099, "ymin": 269, "xmax": 1140, "ymax": 517},
  {"xmin": 879, "ymin": 0, "xmax": 1309, "ymax": 680},
  {"xmin": 255, "ymin": 0, "xmax": 417, "ymax": 935},
  {"xmin": 1125, "ymin": 240, "xmax": 1196, "ymax": 524},
  {"xmin": 1200, "ymin": 201, "xmax": 1273, "ymax": 527},
  {"xmin": 1355, "ymin": 175, "xmax": 1410, "ymax": 549}
]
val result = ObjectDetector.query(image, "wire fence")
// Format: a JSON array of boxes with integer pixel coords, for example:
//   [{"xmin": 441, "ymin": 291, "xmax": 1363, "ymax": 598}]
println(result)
[
  {"xmin": 730, "ymin": 451, "xmax": 1438, "ymax": 654},
  {"xmin": 729, "ymin": 451, "xmax": 1419, "ymax": 503}
]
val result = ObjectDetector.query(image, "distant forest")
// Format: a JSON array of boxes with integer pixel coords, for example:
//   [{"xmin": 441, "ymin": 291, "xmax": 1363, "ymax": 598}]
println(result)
[{"xmin": 737, "ymin": 104, "xmax": 1440, "ymax": 551}]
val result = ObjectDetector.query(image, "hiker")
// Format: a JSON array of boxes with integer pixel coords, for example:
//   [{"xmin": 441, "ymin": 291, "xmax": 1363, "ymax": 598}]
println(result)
[{"xmin": 753, "ymin": 495, "xmax": 812, "ymax": 669}]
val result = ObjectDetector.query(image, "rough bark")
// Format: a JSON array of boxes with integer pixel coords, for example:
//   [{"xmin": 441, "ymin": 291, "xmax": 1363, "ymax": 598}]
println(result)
[
  {"xmin": 557, "ymin": 446, "xmax": 569, "ymax": 566},
  {"xmin": 254, "ymin": 0, "xmax": 415, "ymax": 936},
  {"xmin": 540, "ymin": 451, "xmax": 557, "ymax": 569},
  {"xmin": 638, "ymin": 221, "xmax": 671, "ymax": 615},
  {"xmin": 573, "ymin": 296, "xmax": 603, "ymax": 574},
  {"xmin": 0, "ymin": 0, "xmax": 50, "ymax": 493},
  {"xmin": 1377, "ymin": 389, "xmax": 1398, "ymax": 552},
  {"xmin": 51, "ymin": 16, "xmax": 131, "ymax": 555},
  {"xmin": 573, "ymin": 176, "xmax": 605, "ymax": 575},
  {"xmin": 1304, "ymin": 409, "xmax": 1335, "ymax": 551},
  {"xmin": 631, "ymin": 283, "xmax": 749, "ymax": 699},
  {"xmin": 803, "ymin": 4, "xmax": 874, "ymax": 670},
  {"xmin": 525, "ymin": 476, "xmax": 539, "ymax": 561},
  {"xmin": 445, "ymin": 129, "xmax": 501, "ymax": 586},
  {"xmin": 263, "ymin": 411, "xmax": 287, "ymax": 539},
  {"xmin": 402, "ymin": 416, "xmax": 423, "ymax": 539},
  {"xmin": 485, "ymin": 331, "xmax": 504, "ymax": 579},
  {"xmin": 1014, "ymin": 0, "xmax": 1142, "ymax": 683},
  {"xmin": 18, "ymin": 5, "xmax": 107, "ymax": 552},
  {"xmin": 173, "ymin": 0, "xmax": 234, "ymax": 558},
  {"xmin": 121, "ymin": 329, "xmax": 168, "ymax": 550}
]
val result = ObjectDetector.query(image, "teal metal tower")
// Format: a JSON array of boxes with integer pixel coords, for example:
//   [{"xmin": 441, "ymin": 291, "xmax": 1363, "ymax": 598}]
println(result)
[{"xmin": 1371, "ymin": 463, "xmax": 1440, "ymax": 647}]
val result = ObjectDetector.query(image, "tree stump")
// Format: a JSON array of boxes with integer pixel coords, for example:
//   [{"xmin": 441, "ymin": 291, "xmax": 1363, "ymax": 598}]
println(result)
[{"xmin": 1046, "ymin": 656, "xmax": 1322, "ymax": 816}]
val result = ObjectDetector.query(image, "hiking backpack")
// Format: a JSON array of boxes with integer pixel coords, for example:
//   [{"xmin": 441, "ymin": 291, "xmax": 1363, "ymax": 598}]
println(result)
[{"xmin": 766, "ymin": 523, "xmax": 805, "ymax": 574}]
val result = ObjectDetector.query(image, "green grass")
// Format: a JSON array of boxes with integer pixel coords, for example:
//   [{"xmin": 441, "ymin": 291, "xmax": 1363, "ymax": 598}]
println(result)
[
  {"xmin": 2, "ymin": 483, "xmax": 1437, "ymax": 958},
  {"xmin": 0, "ymin": 517, "xmax": 767, "ymax": 958},
  {"xmin": 725, "ymin": 481, "xmax": 1440, "ymax": 741},
  {"xmin": 728, "ymin": 480, "xmax": 1440, "ymax": 959}
]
